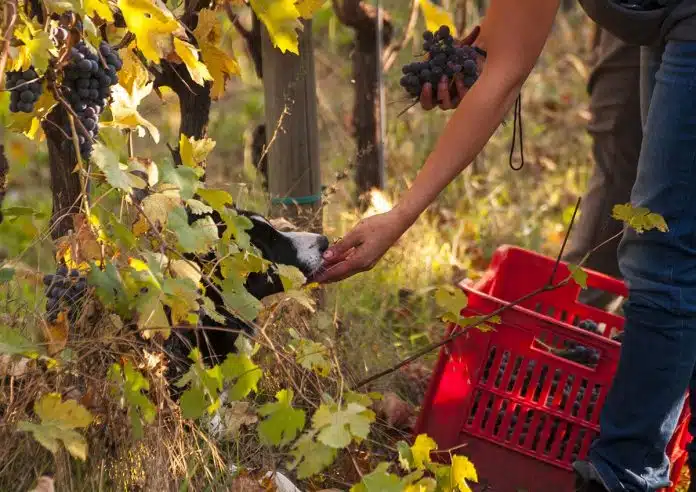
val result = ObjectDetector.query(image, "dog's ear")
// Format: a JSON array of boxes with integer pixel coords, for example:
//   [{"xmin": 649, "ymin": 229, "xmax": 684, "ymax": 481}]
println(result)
[{"xmin": 269, "ymin": 217, "xmax": 299, "ymax": 232}]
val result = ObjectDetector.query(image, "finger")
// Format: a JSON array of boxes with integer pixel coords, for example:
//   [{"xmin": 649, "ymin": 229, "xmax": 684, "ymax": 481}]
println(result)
[
  {"xmin": 313, "ymin": 259, "xmax": 363, "ymax": 284},
  {"xmin": 420, "ymin": 82, "xmax": 435, "ymax": 110},
  {"xmin": 437, "ymin": 76, "xmax": 452, "ymax": 110},
  {"xmin": 322, "ymin": 231, "xmax": 362, "ymax": 264},
  {"xmin": 454, "ymin": 74, "xmax": 468, "ymax": 100},
  {"xmin": 459, "ymin": 25, "xmax": 480, "ymax": 46}
]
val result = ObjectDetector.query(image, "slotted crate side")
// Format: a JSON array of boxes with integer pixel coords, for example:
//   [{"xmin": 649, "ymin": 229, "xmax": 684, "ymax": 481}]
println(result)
[{"xmin": 414, "ymin": 245, "xmax": 691, "ymax": 492}]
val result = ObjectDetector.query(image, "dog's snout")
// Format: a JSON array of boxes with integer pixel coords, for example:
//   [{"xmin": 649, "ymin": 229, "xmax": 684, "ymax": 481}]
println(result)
[{"xmin": 317, "ymin": 235, "xmax": 329, "ymax": 253}]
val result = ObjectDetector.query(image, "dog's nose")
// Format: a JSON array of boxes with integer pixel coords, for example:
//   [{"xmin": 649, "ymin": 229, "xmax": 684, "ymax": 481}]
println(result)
[{"xmin": 317, "ymin": 235, "xmax": 330, "ymax": 253}]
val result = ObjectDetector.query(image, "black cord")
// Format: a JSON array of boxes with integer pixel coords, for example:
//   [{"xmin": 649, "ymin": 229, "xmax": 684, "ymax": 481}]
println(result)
[{"xmin": 509, "ymin": 93, "xmax": 525, "ymax": 171}]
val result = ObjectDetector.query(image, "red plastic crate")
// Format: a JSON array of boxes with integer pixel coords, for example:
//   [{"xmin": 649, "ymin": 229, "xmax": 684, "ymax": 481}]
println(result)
[{"xmin": 414, "ymin": 245, "xmax": 692, "ymax": 492}]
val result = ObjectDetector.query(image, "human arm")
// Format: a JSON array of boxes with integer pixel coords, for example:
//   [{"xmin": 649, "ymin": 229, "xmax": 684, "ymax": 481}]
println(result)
[{"xmin": 314, "ymin": 0, "xmax": 561, "ymax": 284}]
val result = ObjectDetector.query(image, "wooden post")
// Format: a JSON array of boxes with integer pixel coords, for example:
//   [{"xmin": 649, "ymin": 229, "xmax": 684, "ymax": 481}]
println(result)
[{"xmin": 260, "ymin": 21, "xmax": 322, "ymax": 233}]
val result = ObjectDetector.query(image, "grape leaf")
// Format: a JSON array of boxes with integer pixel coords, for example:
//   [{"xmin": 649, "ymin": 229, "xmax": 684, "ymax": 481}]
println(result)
[
  {"xmin": 17, "ymin": 393, "xmax": 93, "ymax": 461},
  {"xmin": 277, "ymin": 264, "xmax": 306, "ymax": 291},
  {"xmin": 288, "ymin": 432, "xmax": 338, "ymax": 479},
  {"xmin": 134, "ymin": 189, "xmax": 180, "ymax": 233},
  {"xmin": 220, "ymin": 251, "xmax": 270, "ymax": 278},
  {"xmin": 220, "ymin": 352, "xmax": 262, "ymax": 401},
  {"xmin": 168, "ymin": 207, "xmax": 218, "ymax": 254},
  {"xmin": 170, "ymin": 259, "xmax": 202, "ymax": 285},
  {"xmin": 350, "ymin": 463, "xmax": 403, "ymax": 492},
  {"xmin": 220, "ymin": 211, "xmax": 254, "ymax": 250},
  {"xmin": 118, "ymin": 47, "xmax": 150, "ymax": 97},
  {"xmin": 13, "ymin": 23, "xmax": 57, "ymax": 73},
  {"xmin": 295, "ymin": 0, "xmax": 326, "ymax": 18},
  {"xmin": 84, "ymin": 0, "xmax": 114, "ymax": 22},
  {"xmin": 103, "ymin": 83, "xmax": 160, "ymax": 143},
  {"xmin": 172, "ymin": 38, "xmax": 212, "ymax": 87},
  {"xmin": 108, "ymin": 360, "xmax": 156, "ymax": 439},
  {"xmin": 403, "ymin": 477, "xmax": 437, "ymax": 492},
  {"xmin": 612, "ymin": 203, "xmax": 669, "ymax": 234},
  {"xmin": 179, "ymin": 133, "xmax": 217, "ymax": 168},
  {"xmin": 411, "ymin": 434, "xmax": 437, "ymax": 470},
  {"xmin": 220, "ymin": 276, "xmax": 263, "ymax": 323},
  {"xmin": 185, "ymin": 198, "xmax": 212, "ymax": 216},
  {"xmin": 196, "ymin": 188, "xmax": 234, "ymax": 213},
  {"xmin": 117, "ymin": 0, "xmax": 181, "ymax": 63},
  {"xmin": 258, "ymin": 389, "xmax": 305, "ymax": 446},
  {"xmin": 293, "ymin": 338, "xmax": 331, "ymax": 377},
  {"xmin": 135, "ymin": 290, "xmax": 170, "ymax": 340},
  {"xmin": 451, "ymin": 455, "xmax": 478, "ymax": 492},
  {"xmin": 192, "ymin": 9, "xmax": 240, "ymax": 100},
  {"xmin": 435, "ymin": 286, "xmax": 468, "ymax": 324},
  {"xmin": 179, "ymin": 386, "xmax": 208, "ymax": 420},
  {"xmin": 397, "ymin": 440, "xmax": 415, "ymax": 471},
  {"xmin": 109, "ymin": 213, "xmax": 138, "ymax": 250},
  {"xmin": 312, "ymin": 402, "xmax": 373, "ymax": 449},
  {"xmin": 162, "ymin": 277, "xmax": 200, "ymax": 326},
  {"xmin": 249, "ymin": 0, "xmax": 303, "ymax": 55},
  {"xmin": 419, "ymin": 0, "xmax": 457, "ymax": 36},
  {"xmin": 219, "ymin": 401, "xmax": 258, "ymax": 439},
  {"xmin": 568, "ymin": 264, "xmax": 588, "ymax": 289},
  {"xmin": 0, "ymin": 325, "xmax": 41, "ymax": 358},
  {"xmin": 176, "ymin": 348, "xmax": 225, "ymax": 419},
  {"xmin": 159, "ymin": 160, "xmax": 200, "ymax": 201},
  {"xmin": 0, "ymin": 268, "xmax": 15, "ymax": 282},
  {"xmin": 92, "ymin": 143, "xmax": 139, "ymax": 193},
  {"xmin": 88, "ymin": 262, "xmax": 130, "ymax": 316}
]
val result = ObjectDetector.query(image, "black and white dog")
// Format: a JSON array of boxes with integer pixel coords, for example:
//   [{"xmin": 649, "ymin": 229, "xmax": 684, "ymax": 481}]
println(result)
[{"xmin": 163, "ymin": 206, "xmax": 329, "ymax": 387}]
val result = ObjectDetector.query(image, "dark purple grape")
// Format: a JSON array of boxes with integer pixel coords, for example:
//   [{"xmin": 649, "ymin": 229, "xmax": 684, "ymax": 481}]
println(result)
[
  {"xmin": 423, "ymin": 30, "xmax": 434, "ymax": 42},
  {"xmin": 437, "ymin": 25, "xmax": 450, "ymax": 38},
  {"xmin": 78, "ymin": 59, "xmax": 92, "ymax": 72}
]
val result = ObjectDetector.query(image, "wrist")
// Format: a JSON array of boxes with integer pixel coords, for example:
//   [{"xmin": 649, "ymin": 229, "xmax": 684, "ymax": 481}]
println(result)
[{"xmin": 389, "ymin": 201, "xmax": 421, "ymax": 232}]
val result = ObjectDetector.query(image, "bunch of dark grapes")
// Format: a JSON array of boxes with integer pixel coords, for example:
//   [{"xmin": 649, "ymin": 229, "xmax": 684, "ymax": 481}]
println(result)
[
  {"xmin": 43, "ymin": 265, "xmax": 89, "ymax": 324},
  {"xmin": 6, "ymin": 68, "xmax": 43, "ymax": 114},
  {"xmin": 400, "ymin": 25, "xmax": 480, "ymax": 101},
  {"xmin": 474, "ymin": 318, "xmax": 626, "ymax": 461},
  {"xmin": 59, "ymin": 40, "xmax": 122, "ymax": 158}
]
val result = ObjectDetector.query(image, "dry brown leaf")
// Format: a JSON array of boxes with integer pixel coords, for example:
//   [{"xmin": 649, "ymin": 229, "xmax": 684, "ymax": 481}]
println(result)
[
  {"xmin": 222, "ymin": 401, "xmax": 258, "ymax": 439},
  {"xmin": 43, "ymin": 310, "xmax": 69, "ymax": 356},
  {"xmin": 0, "ymin": 354, "xmax": 31, "ymax": 377}
]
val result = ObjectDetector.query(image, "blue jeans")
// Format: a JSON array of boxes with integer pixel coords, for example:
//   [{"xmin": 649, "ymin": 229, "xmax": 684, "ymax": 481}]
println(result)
[{"xmin": 587, "ymin": 40, "xmax": 696, "ymax": 491}]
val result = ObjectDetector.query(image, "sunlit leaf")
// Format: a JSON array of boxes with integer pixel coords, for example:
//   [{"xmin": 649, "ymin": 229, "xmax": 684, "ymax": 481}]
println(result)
[
  {"xmin": 312, "ymin": 402, "xmax": 373, "ymax": 449},
  {"xmin": 249, "ymin": 0, "xmax": 303, "ymax": 55},
  {"xmin": 108, "ymin": 360, "xmax": 156, "ymax": 439},
  {"xmin": 612, "ymin": 203, "xmax": 669, "ymax": 234},
  {"xmin": 350, "ymin": 463, "xmax": 403, "ymax": 492},
  {"xmin": 0, "ymin": 325, "xmax": 41, "ymax": 358},
  {"xmin": 418, "ymin": 0, "xmax": 456, "ymax": 36},
  {"xmin": 103, "ymin": 84, "xmax": 159, "ymax": 142},
  {"xmin": 193, "ymin": 9, "xmax": 240, "ymax": 99},
  {"xmin": 295, "ymin": 0, "xmax": 326, "ymax": 18},
  {"xmin": 451, "ymin": 455, "xmax": 478, "ymax": 492},
  {"xmin": 568, "ymin": 264, "xmax": 588, "ymax": 289},
  {"xmin": 411, "ymin": 434, "xmax": 437, "ymax": 470},
  {"xmin": 220, "ymin": 352, "xmax": 263, "ymax": 400},
  {"xmin": 117, "ymin": 0, "xmax": 181, "ymax": 63},
  {"xmin": 288, "ymin": 431, "xmax": 337, "ymax": 479},
  {"xmin": 258, "ymin": 388, "xmax": 305, "ymax": 446},
  {"xmin": 172, "ymin": 38, "xmax": 212, "ymax": 86}
]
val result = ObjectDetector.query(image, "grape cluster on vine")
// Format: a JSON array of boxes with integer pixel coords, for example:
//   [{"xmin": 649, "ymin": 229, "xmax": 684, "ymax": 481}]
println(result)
[
  {"xmin": 473, "ymin": 319, "xmax": 623, "ymax": 462},
  {"xmin": 400, "ymin": 25, "xmax": 480, "ymax": 101},
  {"xmin": 59, "ymin": 40, "xmax": 122, "ymax": 158},
  {"xmin": 43, "ymin": 265, "xmax": 88, "ymax": 324},
  {"xmin": 6, "ymin": 68, "xmax": 43, "ymax": 114}
]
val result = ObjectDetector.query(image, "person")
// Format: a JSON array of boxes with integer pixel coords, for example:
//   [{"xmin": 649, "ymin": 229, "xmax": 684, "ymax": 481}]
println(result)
[
  {"xmin": 562, "ymin": 25, "xmax": 642, "ymax": 309},
  {"xmin": 313, "ymin": 1, "xmax": 696, "ymax": 490}
]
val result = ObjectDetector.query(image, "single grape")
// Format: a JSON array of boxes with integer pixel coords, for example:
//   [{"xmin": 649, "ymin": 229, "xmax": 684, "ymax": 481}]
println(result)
[{"xmin": 437, "ymin": 25, "xmax": 450, "ymax": 38}]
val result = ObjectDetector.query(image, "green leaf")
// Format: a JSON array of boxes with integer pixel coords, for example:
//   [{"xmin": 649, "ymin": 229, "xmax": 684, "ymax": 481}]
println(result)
[
  {"xmin": 568, "ymin": 264, "xmax": 588, "ymax": 289},
  {"xmin": 411, "ymin": 434, "xmax": 437, "ymax": 470},
  {"xmin": 435, "ymin": 286, "xmax": 468, "ymax": 323},
  {"xmin": 186, "ymin": 198, "xmax": 213, "ymax": 216},
  {"xmin": 220, "ymin": 211, "xmax": 254, "ymax": 250},
  {"xmin": 179, "ymin": 386, "xmax": 208, "ymax": 419},
  {"xmin": 109, "ymin": 213, "xmax": 138, "ymax": 250},
  {"xmin": 92, "ymin": 142, "xmax": 139, "ymax": 193},
  {"xmin": 220, "ymin": 276, "xmax": 262, "ymax": 323},
  {"xmin": 168, "ymin": 207, "xmax": 218, "ymax": 254},
  {"xmin": 88, "ymin": 262, "xmax": 130, "ymax": 316},
  {"xmin": 350, "ymin": 462, "xmax": 403, "ymax": 492},
  {"xmin": 196, "ymin": 188, "xmax": 234, "ymax": 213},
  {"xmin": 312, "ymin": 402, "xmax": 374, "ymax": 449},
  {"xmin": 258, "ymin": 389, "xmax": 305, "ymax": 446},
  {"xmin": 397, "ymin": 440, "xmax": 415, "ymax": 472},
  {"xmin": 17, "ymin": 393, "xmax": 93, "ymax": 461},
  {"xmin": 288, "ymin": 432, "xmax": 338, "ymax": 479},
  {"xmin": 277, "ymin": 264, "xmax": 306, "ymax": 291},
  {"xmin": 108, "ymin": 360, "xmax": 156, "ymax": 439},
  {"xmin": 612, "ymin": 203, "xmax": 669, "ymax": 234},
  {"xmin": 134, "ymin": 289, "xmax": 170, "ymax": 340},
  {"xmin": 293, "ymin": 338, "xmax": 331, "ymax": 377},
  {"xmin": 159, "ymin": 160, "xmax": 200, "ymax": 201},
  {"xmin": 220, "ymin": 352, "xmax": 262, "ymax": 400},
  {"xmin": 0, "ymin": 268, "xmax": 15, "ymax": 282},
  {"xmin": 1, "ymin": 206, "xmax": 45, "ymax": 219},
  {"xmin": 0, "ymin": 325, "xmax": 41, "ymax": 358}
]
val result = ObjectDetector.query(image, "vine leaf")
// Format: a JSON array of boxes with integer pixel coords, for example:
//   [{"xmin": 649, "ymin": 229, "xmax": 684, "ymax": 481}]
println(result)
[
  {"xmin": 179, "ymin": 133, "xmax": 216, "ymax": 169},
  {"xmin": 257, "ymin": 389, "xmax": 305, "ymax": 446},
  {"xmin": 196, "ymin": 188, "xmax": 234, "ymax": 213},
  {"xmin": 435, "ymin": 285, "xmax": 468, "ymax": 324},
  {"xmin": 451, "ymin": 455, "xmax": 478, "ymax": 492},
  {"xmin": 612, "ymin": 203, "xmax": 668, "ymax": 234},
  {"xmin": 312, "ymin": 401, "xmax": 374, "ymax": 449},
  {"xmin": 418, "ymin": 0, "xmax": 457, "ymax": 36},
  {"xmin": 118, "ymin": 47, "xmax": 150, "ymax": 97},
  {"xmin": 193, "ymin": 9, "xmax": 241, "ymax": 100},
  {"xmin": 103, "ymin": 83, "xmax": 160, "ymax": 143},
  {"xmin": 13, "ymin": 22, "xmax": 57, "ymax": 73},
  {"xmin": 411, "ymin": 434, "xmax": 437, "ymax": 470},
  {"xmin": 108, "ymin": 360, "xmax": 156, "ymax": 439},
  {"xmin": 116, "ymin": 0, "xmax": 181, "ymax": 63},
  {"xmin": 277, "ymin": 264, "xmax": 306, "ymax": 291},
  {"xmin": 172, "ymin": 38, "xmax": 212, "ymax": 87},
  {"xmin": 295, "ymin": 0, "xmax": 327, "ymax": 18},
  {"xmin": 220, "ymin": 352, "xmax": 263, "ymax": 401},
  {"xmin": 17, "ymin": 393, "xmax": 93, "ymax": 461},
  {"xmin": 0, "ymin": 325, "xmax": 41, "ymax": 358},
  {"xmin": 220, "ymin": 276, "xmax": 263, "ymax": 323},
  {"xmin": 133, "ymin": 188, "xmax": 180, "ymax": 233},
  {"xmin": 397, "ymin": 440, "xmax": 415, "ymax": 472},
  {"xmin": 568, "ymin": 264, "xmax": 588, "ymax": 289},
  {"xmin": 92, "ymin": 143, "xmax": 140, "ymax": 193},
  {"xmin": 249, "ymin": 0, "xmax": 303, "ymax": 55},
  {"xmin": 168, "ymin": 207, "xmax": 218, "ymax": 253},
  {"xmin": 288, "ymin": 431, "xmax": 338, "ymax": 479},
  {"xmin": 350, "ymin": 463, "xmax": 403, "ymax": 492},
  {"xmin": 0, "ymin": 268, "xmax": 15, "ymax": 282},
  {"xmin": 291, "ymin": 335, "xmax": 331, "ymax": 377},
  {"xmin": 175, "ymin": 348, "xmax": 224, "ymax": 419}
]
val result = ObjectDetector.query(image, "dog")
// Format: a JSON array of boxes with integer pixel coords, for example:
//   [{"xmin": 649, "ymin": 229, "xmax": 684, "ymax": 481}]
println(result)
[{"xmin": 163, "ymin": 205, "xmax": 329, "ymax": 390}]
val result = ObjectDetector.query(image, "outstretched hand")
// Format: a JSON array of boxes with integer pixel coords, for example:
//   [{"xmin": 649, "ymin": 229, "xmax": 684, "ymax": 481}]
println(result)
[
  {"xmin": 420, "ymin": 25, "xmax": 485, "ymax": 111},
  {"xmin": 313, "ymin": 212, "xmax": 408, "ymax": 284}
]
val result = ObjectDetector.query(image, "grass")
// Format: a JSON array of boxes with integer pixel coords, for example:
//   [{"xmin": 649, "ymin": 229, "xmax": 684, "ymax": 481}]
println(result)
[{"xmin": 1, "ymin": 4, "xmax": 692, "ymax": 492}]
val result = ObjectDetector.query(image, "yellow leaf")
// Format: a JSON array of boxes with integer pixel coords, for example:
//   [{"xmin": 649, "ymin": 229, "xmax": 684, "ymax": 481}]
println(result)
[
  {"xmin": 249, "ymin": 0, "xmax": 303, "ymax": 55},
  {"xmin": 44, "ymin": 311, "xmax": 69, "ymax": 356},
  {"xmin": 102, "ymin": 84, "xmax": 160, "ymax": 143},
  {"xmin": 117, "ymin": 0, "xmax": 181, "ymax": 63},
  {"xmin": 84, "ymin": 0, "xmax": 114, "ymax": 22},
  {"xmin": 193, "ymin": 9, "xmax": 240, "ymax": 99},
  {"xmin": 179, "ymin": 133, "xmax": 216, "ymax": 168},
  {"xmin": 173, "ymin": 38, "xmax": 212, "ymax": 87},
  {"xmin": 411, "ymin": 434, "xmax": 437, "ymax": 470},
  {"xmin": 418, "ymin": 0, "xmax": 456, "ymax": 37},
  {"xmin": 295, "ymin": 0, "xmax": 326, "ymax": 18},
  {"xmin": 179, "ymin": 133, "xmax": 194, "ymax": 168},
  {"xmin": 118, "ymin": 47, "xmax": 150, "ymax": 96},
  {"xmin": 451, "ymin": 455, "xmax": 478, "ymax": 491}
]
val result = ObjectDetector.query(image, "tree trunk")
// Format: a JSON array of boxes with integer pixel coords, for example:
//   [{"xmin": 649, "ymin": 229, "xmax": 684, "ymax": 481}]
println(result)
[
  {"xmin": 333, "ymin": 0, "xmax": 393, "ymax": 205},
  {"xmin": 44, "ymin": 106, "xmax": 82, "ymax": 240}
]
